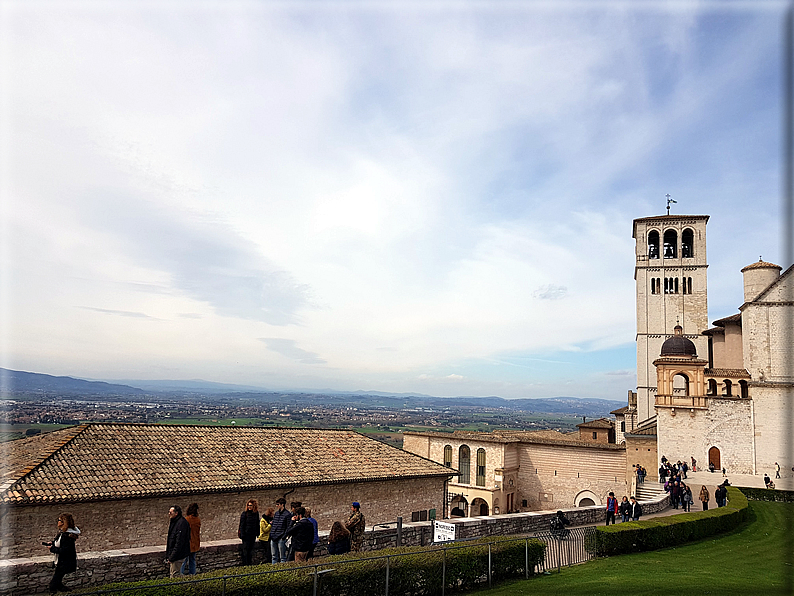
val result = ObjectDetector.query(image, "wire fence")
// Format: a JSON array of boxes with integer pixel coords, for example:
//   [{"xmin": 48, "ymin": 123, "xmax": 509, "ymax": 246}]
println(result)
[{"xmin": 75, "ymin": 527, "xmax": 598, "ymax": 596}]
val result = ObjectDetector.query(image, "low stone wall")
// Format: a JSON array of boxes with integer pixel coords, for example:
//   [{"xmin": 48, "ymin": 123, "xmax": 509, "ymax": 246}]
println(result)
[{"xmin": 0, "ymin": 498, "xmax": 669, "ymax": 596}]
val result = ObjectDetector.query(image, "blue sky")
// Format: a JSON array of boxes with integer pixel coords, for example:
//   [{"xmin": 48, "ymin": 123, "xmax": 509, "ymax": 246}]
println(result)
[{"xmin": 0, "ymin": 2, "xmax": 787, "ymax": 399}]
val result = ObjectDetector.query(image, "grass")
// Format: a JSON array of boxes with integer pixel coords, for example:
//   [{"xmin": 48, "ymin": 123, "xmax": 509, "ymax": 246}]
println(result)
[{"xmin": 478, "ymin": 500, "xmax": 792, "ymax": 596}]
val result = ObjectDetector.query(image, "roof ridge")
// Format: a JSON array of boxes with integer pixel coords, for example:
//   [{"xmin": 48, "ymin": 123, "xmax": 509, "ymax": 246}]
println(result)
[{"xmin": 0, "ymin": 424, "xmax": 89, "ymax": 495}]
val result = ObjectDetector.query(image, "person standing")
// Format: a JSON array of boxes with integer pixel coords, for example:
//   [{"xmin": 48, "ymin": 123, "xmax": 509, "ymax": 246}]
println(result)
[
  {"xmin": 682, "ymin": 484, "xmax": 693, "ymax": 512},
  {"xmin": 775, "ymin": 462, "xmax": 781, "ymax": 479},
  {"xmin": 181, "ymin": 503, "xmax": 201, "ymax": 575},
  {"xmin": 345, "ymin": 502, "xmax": 366, "ymax": 552},
  {"xmin": 699, "ymin": 485, "xmax": 710, "ymax": 511},
  {"xmin": 327, "ymin": 521, "xmax": 351, "ymax": 555},
  {"xmin": 45, "ymin": 513, "xmax": 81, "ymax": 594},
  {"xmin": 304, "ymin": 508, "xmax": 320, "ymax": 559},
  {"xmin": 166, "ymin": 505, "xmax": 191, "ymax": 578},
  {"xmin": 284, "ymin": 507, "xmax": 314, "ymax": 562},
  {"xmin": 270, "ymin": 498, "xmax": 292, "ymax": 563},
  {"xmin": 605, "ymin": 492, "xmax": 619, "ymax": 526},
  {"xmin": 238, "ymin": 499, "xmax": 260, "ymax": 565},
  {"xmin": 258, "ymin": 507, "xmax": 274, "ymax": 564},
  {"xmin": 629, "ymin": 496, "xmax": 642, "ymax": 521}
]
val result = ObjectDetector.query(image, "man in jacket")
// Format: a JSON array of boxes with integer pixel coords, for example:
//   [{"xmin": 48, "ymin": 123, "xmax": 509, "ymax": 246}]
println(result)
[
  {"xmin": 629, "ymin": 496, "xmax": 642, "ymax": 521},
  {"xmin": 165, "ymin": 505, "xmax": 191, "ymax": 578},
  {"xmin": 269, "ymin": 498, "xmax": 293, "ymax": 563},
  {"xmin": 284, "ymin": 507, "xmax": 315, "ymax": 562},
  {"xmin": 605, "ymin": 492, "xmax": 619, "ymax": 525},
  {"xmin": 345, "ymin": 502, "xmax": 366, "ymax": 552}
]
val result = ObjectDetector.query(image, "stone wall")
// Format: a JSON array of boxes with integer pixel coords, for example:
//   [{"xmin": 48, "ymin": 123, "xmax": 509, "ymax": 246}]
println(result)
[
  {"xmin": 657, "ymin": 397, "xmax": 754, "ymax": 474},
  {"xmin": 624, "ymin": 433, "xmax": 658, "ymax": 483},
  {"xmin": 1, "ymin": 476, "xmax": 448, "ymax": 559},
  {"xmin": 1, "ymin": 495, "xmax": 670, "ymax": 596}
]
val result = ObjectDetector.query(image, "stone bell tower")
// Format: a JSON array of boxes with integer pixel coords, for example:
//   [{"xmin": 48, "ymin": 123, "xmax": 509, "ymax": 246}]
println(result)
[{"xmin": 633, "ymin": 213, "xmax": 710, "ymax": 423}]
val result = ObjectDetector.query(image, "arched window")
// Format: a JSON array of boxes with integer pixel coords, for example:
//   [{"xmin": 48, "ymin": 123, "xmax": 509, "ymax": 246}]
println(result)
[
  {"xmin": 682, "ymin": 228, "xmax": 694, "ymax": 258},
  {"xmin": 739, "ymin": 380, "xmax": 748, "ymax": 398},
  {"xmin": 648, "ymin": 231, "xmax": 660, "ymax": 259},
  {"xmin": 663, "ymin": 229, "xmax": 678, "ymax": 258},
  {"xmin": 707, "ymin": 379, "xmax": 718, "ymax": 395},
  {"xmin": 673, "ymin": 373, "xmax": 690, "ymax": 396},
  {"xmin": 476, "ymin": 448, "xmax": 486, "ymax": 486},
  {"xmin": 722, "ymin": 380, "xmax": 732, "ymax": 397},
  {"xmin": 458, "ymin": 445, "xmax": 471, "ymax": 484},
  {"xmin": 443, "ymin": 445, "xmax": 452, "ymax": 468}
]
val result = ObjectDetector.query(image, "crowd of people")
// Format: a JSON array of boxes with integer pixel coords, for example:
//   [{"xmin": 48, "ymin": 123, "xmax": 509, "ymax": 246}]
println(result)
[{"xmin": 604, "ymin": 491, "xmax": 643, "ymax": 525}]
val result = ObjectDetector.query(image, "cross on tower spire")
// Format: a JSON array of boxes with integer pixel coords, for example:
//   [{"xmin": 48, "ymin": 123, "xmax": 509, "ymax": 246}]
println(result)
[{"xmin": 666, "ymin": 194, "xmax": 677, "ymax": 215}]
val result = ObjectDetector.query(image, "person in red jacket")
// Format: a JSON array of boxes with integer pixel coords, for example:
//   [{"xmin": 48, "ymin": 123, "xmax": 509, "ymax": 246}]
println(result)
[{"xmin": 605, "ymin": 492, "xmax": 619, "ymax": 525}]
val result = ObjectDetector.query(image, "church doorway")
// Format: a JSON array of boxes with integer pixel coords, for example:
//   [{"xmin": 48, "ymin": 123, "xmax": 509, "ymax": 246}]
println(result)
[
  {"xmin": 471, "ymin": 498, "xmax": 489, "ymax": 516},
  {"xmin": 708, "ymin": 446, "xmax": 721, "ymax": 470}
]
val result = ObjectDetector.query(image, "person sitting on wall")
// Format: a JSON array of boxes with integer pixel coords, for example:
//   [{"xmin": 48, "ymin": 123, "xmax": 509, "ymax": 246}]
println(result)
[{"xmin": 550, "ymin": 510, "xmax": 571, "ymax": 539}]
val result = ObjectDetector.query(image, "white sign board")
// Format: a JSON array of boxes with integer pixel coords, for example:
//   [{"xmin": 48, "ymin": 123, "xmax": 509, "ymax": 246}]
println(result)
[{"xmin": 433, "ymin": 520, "xmax": 456, "ymax": 543}]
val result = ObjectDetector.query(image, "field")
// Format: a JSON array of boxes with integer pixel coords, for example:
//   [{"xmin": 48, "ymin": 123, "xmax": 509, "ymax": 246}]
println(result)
[{"xmin": 479, "ymin": 499, "xmax": 792, "ymax": 596}]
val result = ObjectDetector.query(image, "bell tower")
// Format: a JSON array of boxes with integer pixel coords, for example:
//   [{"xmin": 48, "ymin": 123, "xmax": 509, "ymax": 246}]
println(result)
[{"xmin": 633, "ymin": 213, "xmax": 710, "ymax": 423}]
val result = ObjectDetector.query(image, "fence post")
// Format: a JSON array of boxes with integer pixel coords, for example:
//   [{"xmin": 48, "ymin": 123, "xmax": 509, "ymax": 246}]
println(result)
[
  {"xmin": 222, "ymin": 575, "xmax": 227, "ymax": 596},
  {"xmin": 557, "ymin": 538, "xmax": 561, "ymax": 573},
  {"xmin": 488, "ymin": 542, "xmax": 493, "ymax": 588},
  {"xmin": 567, "ymin": 533, "xmax": 572, "ymax": 570},
  {"xmin": 385, "ymin": 555, "xmax": 390, "ymax": 596},
  {"xmin": 397, "ymin": 516, "xmax": 402, "ymax": 547},
  {"xmin": 442, "ymin": 547, "xmax": 446, "ymax": 596},
  {"xmin": 524, "ymin": 538, "xmax": 529, "ymax": 579},
  {"xmin": 313, "ymin": 564, "xmax": 319, "ymax": 596}
]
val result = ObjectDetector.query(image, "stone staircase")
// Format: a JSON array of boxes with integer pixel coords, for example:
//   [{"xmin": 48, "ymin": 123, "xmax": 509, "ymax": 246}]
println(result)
[{"xmin": 634, "ymin": 481, "xmax": 666, "ymax": 502}]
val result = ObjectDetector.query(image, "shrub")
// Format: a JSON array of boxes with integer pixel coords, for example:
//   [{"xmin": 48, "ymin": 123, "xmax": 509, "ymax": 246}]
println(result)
[
  {"xmin": 80, "ymin": 536, "xmax": 546, "ymax": 596},
  {"xmin": 738, "ymin": 486, "xmax": 794, "ymax": 503},
  {"xmin": 587, "ymin": 487, "xmax": 748, "ymax": 556}
]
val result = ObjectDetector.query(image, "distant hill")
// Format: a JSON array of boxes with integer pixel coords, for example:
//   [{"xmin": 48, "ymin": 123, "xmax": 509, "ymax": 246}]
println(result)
[
  {"xmin": 0, "ymin": 368, "xmax": 625, "ymax": 418},
  {"xmin": 0, "ymin": 368, "xmax": 144, "ymax": 396}
]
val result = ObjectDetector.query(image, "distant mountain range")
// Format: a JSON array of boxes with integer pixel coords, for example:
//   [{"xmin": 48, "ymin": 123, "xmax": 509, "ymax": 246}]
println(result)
[{"xmin": 0, "ymin": 368, "xmax": 625, "ymax": 417}]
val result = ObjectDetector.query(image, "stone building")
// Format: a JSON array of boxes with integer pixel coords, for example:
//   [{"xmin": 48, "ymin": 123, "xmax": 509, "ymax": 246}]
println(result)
[
  {"xmin": 632, "ymin": 210, "xmax": 793, "ymax": 478},
  {"xmin": 0, "ymin": 423, "xmax": 454, "ymax": 558},
  {"xmin": 403, "ymin": 426, "xmax": 626, "ymax": 515}
]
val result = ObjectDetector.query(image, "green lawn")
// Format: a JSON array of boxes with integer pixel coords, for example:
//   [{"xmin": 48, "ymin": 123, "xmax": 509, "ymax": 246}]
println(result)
[{"xmin": 480, "ymin": 500, "xmax": 792, "ymax": 596}]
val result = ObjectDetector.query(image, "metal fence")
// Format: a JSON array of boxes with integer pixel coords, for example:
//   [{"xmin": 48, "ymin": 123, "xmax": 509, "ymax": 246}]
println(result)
[{"xmin": 75, "ymin": 527, "xmax": 598, "ymax": 596}]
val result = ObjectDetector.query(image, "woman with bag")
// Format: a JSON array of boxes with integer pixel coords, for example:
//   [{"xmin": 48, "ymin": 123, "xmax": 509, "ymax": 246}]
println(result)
[
  {"xmin": 699, "ymin": 485, "xmax": 710, "ymax": 511},
  {"xmin": 44, "ymin": 513, "xmax": 81, "ymax": 594}
]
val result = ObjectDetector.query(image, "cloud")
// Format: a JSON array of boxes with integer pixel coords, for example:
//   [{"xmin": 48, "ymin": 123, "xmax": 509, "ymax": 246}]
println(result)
[
  {"xmin": 258, "ymin": 338, "xmax": 326, "ymax": 365},
  {"xmin": 532, "ymin": 284, "xmax": 568, "ymax": 300},
  {"xmin": 78, "ymin": 306, "xmax": 157, "ymax": 319}
]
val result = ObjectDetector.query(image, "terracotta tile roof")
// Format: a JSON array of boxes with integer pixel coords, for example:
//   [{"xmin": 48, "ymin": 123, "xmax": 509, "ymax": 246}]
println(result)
[
  {"xmin": 625, "ymin": 421, "xmax": 657, "ymax": 437},
  {"xmin": 493, "ymin": 429, "xmax": 625, "ymax": 451},
  {"xmin": 740, "ymin": 260, "xmax": 781, "ymax": 272},
  {"xmin": 2, "ymin": 424, "xmax": 452, "ymax": 505},
  {"xmin": 403, "ymin": 430, "xmax": 519, "ymax": 444},
  {"xmin": 705, "ymin": 368, "xmax": 751, "ymax": 378},
  {"xmin": 610, "ymin": 406, "xmax": 630, "ymax": 415},
  {"xmin": 575, "ymin": 418, "xmax": 614, "ymax": 429},
  {"xmin": 711, "ymin": 313, "xmax": 741, "ymax": 327}
]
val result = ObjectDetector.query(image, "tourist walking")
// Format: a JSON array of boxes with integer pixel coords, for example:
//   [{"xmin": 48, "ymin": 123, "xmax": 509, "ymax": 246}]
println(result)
[
  {"xmin": 181, "ymin": 503, "xmax": 201, "ymax": 575},
  {"xmin": 682, "ymin": 485, "xmax": 693, "ymax": 512},
  {"xmin": 166, "ymin": 505, "xmax": 191, "ymax": 578},
  {"xmin": 699, "ymin": 485, "xmax": 710, "ymax": 511},
  {"xmin": 619, "ymin": 496, "xmax": 631, "ymax": 522},
  {"xmin": 45, "ymin": 513, "xmax": 81, "ymax": 594},
  {"xmin": 239, "ymin": 499, "xmax": 260, "ymax": 565},
  {"xmin": 629, "ymin": 496, "xmax": 642, "ymax": 521},
  {"xmin": 605, "ymin": 492, "xmax": 619, "ymax": 526},
  {"xmin": 327, "ymin": 521, "xmax": 351, "ymax": 555},
  {"xmin": 270, "ymin": 498, "xmax": 292, "ymax": 563},
  {"xmin": 346, "ymin": 502, "xmax": 366, "ymax": 552},
  {"xmin": 775, "ymin": 462, "xmax": 781, "ymax": 479}
]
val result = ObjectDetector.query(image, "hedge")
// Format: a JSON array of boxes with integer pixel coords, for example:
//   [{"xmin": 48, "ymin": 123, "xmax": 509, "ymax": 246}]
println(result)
[
  {"xmin": 586, "ymin": 486, "xmax": 749, "ymax": 556},
  {"xmin": 79, "ymin": 536, "xmax": 546, "ymax": 596},
  {"xmin": 738, "ymin": 486, "xmax": 794, "ymax": 503}
]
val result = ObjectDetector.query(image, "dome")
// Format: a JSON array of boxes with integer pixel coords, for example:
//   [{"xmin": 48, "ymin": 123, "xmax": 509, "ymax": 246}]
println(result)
[{"xmin": 660, "ymin": 325, "xmax": 697, "ymax": 357}]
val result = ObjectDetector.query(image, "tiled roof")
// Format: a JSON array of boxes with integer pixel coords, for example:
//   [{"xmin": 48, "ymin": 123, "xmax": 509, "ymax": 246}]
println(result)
[
  {"xmin": 403, "ymin": 430, "xmax": 520, "ymax": 444},
  {"xmin": 705, "ymin": 368, "xmax": 751, "ymax": 378},
  {"xmin": 2, "ymin": 424, "xmax": 452, "ymax": 505},
  {"xmin": 625, "ymin": 421, "xmax": 657, "ymax": 437},
  {"xmin": 493, "ymin": 429, "xmax": 625, "ymax": 451},
  {"xmin": 576, "ymin": 418, "xmax": 613, "ymax": 429},
  {"xmin": 711, "ymin": 313, "xmax": 741, "ymax": 327},
  {"xmin": 610, "ymin": 406, "xmax": 630, "ymax": 415},
  {"xmin": 740, "ymin": 260, "xmax": 781, "ymax": 272}
]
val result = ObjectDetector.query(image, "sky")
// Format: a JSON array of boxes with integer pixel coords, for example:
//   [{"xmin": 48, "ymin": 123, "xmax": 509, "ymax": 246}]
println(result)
[{"xmin": 0, "ymin": 1, "xmax": 788, "ymax": 399}]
